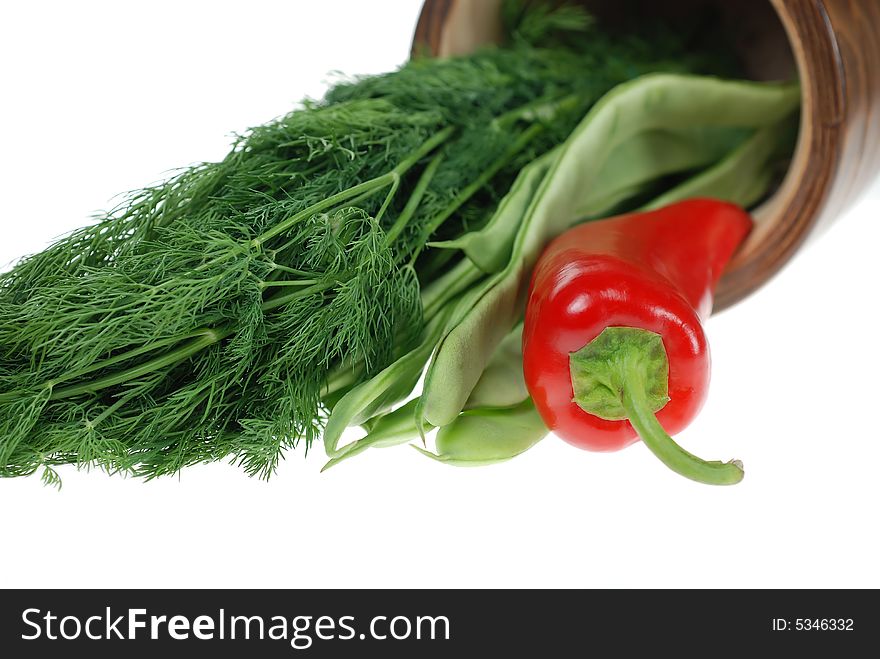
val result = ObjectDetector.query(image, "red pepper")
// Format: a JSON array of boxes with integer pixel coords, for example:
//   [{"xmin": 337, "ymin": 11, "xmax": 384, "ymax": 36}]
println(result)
[{"xmin": 522, "ymin": 198, "xmax": 751, "ymax": 485}]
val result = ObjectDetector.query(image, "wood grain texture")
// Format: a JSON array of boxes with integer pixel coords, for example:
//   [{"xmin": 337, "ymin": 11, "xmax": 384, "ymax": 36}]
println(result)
[
  {"xmin": 412, "ymin": 0, "xmax": 451, "ymax": 57},
  {"xmin": 722, "ymin": 0, "xmax": 880, "ymax": 308},
  {"xmin": 411, "ymin": 0, "xmax": 880, "ymax": 310}
]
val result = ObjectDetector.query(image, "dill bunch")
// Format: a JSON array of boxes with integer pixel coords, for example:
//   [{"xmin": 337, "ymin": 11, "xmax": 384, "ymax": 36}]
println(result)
[{"xmin": 0, "ymin": 1, "xmax": 739, "ymax": 483}]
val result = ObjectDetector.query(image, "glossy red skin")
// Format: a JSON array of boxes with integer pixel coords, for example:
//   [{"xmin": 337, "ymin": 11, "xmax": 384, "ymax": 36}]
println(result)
[{"xmin": 522, "ymin": 199, "xmax": 752, "ymax": 452}]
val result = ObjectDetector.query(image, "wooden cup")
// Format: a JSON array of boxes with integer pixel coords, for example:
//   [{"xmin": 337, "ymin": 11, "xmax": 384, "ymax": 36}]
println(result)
[{"xmin": 412, "ymin": 0, "xmax": 880, "ymax": 309}]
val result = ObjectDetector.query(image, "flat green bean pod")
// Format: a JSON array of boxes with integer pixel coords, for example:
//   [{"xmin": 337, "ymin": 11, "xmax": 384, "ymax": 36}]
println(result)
[
  {"xmin": 321, "ymin": 400, "xmax": 431, "ymax": 470},
  {"xmin": 642, "ymin": 118, "xmax": 798, "ymax": 211},
  {"xmin": 322, "ymin": 307, "xmax": 451, "ymax": 458},
  {"xmin": 413, "ymin": 399, "xmax": 547, "ymax": 467},
  {"xmin": 464, "ymin": 323, "xmax": 529, "ymax": 410},
  {"xmin": 322, "ymin": 323, "xmax": 534, "ymax": 470},
  {"xmin": 576, "ymin": 125, "xmax": 749, "ymax": 218}
]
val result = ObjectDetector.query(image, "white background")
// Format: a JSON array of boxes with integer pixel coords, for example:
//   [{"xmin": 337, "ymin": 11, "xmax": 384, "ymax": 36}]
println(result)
[{"xmin": 1, "ymin": 0, "xmax": 878, "ymax": 589}]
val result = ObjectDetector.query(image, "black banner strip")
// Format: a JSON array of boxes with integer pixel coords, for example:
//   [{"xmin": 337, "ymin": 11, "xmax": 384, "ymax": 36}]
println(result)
[{"xmin": 0, "ymin": 589, "xmax": 874, "ymax": 656}]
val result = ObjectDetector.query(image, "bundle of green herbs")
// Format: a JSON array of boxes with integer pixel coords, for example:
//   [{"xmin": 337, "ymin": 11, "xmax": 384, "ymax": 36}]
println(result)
[{"xmin": 0, "ymin": 1, "xmax": 798, "ymax": 484}]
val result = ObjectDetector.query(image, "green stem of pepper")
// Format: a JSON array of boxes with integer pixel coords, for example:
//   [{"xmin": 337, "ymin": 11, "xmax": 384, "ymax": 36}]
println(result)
[
  {"xmin": 620, "ymin": 363, "xmax": 744, "ymax": 486},
  {"xmin": 569, "ymin": 327, "xmax": 743, "ymax": 485}
]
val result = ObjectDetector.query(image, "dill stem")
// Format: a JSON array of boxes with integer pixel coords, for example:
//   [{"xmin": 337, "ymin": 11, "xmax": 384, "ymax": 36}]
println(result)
[
  {"xmin": 373, "ymin": 173, "xmax": 400, "ymax": 225},
  {"xmin": 491, "ymin": 92, "xmax": 583, "ymax": 129},
  {"xmin": 267, "ymin": 264, "xmax": 319, "ymax": 277},
  {"xmin": 385, "ymin": 152, "xmax": 444, "ymax": 245},
  {"xmin": 411, "ymin": 122, "xmax": 545, "ymax": 264},
  {"xmin": 260, "ymin": 280, "xmax": 340, "ymax": 313},
  {"xmin": 253, "ymin": 177, "xmax": 391, "ymax": 246},
  {"xmin": 321, "ymin": 367, "xmax": 362, "ymax": 398},
  {"xmin": 0, "ymin": 281, "xmax": 343, "ymax": 405},
  {"xmin": 420, "ymin": 258, "xmax": 485, "ymax": 321},
  {"xmin": 40, "ymin": 329, "xmax": 218, "ymax": 393},
  {"xmin": 259, "ymin": 279, "xmax": 318, "ymax": 289},
  {"xmin": 390, "ymin": 126, "xmax": 455, "ymax": 177},
  {"xmin": 253, "ymin": 126, "xmax": 454, "ymax": 247},
  {"xmin": 193, "ymin": 249, "xmax": 238, "ymax": 273},
  {"xmin": 344, "ymin": 185, "xmax": 391, "ymax": 211},
  {"xmin": 87, "ymin": 388, "xmax": 142, "ymax": 429},
  {"xmin": 49, "ymin": 330, "xmax": 229, "ymax": 401}
]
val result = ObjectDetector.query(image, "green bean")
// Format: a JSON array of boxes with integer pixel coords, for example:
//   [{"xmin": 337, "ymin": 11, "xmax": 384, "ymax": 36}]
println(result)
[
  {"xmin": 428, "ymin": 147, "xmax": 560, "ymax": 273},
  {"xmin": 322, "ymin": 322, "xmax": 534, "ymax": 470},
  {"xmin": 641, "ymin": 117, "xmax": 798, "ymax": 210},
  {"xmin": 413, "ymin": 399, "xmax": 547, "ymax": 467},
  {"xmin": 322, "ymin": 304, "xmax": 454, "ymax": 458},
  {"xmin": 464, "ymin": 323, "xmax": 529, "ymax": 410},
  {"xmin": 322, "ymin": 400, "xmax": 429, "ymax": 470},
  {"xmin": 576, "ymin": 125, "xmax": 749, "ymax": 218}
]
